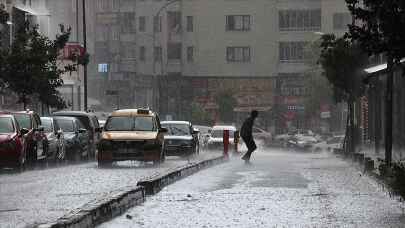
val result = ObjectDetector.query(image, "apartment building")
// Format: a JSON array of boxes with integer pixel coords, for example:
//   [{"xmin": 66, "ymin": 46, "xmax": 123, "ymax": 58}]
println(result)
[{"xmin": 133, "ymin": 0, "xmax": 350, "ymax": 128}]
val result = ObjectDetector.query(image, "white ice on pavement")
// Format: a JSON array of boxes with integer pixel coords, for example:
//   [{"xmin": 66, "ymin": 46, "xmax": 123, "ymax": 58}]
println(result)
[
  {"xmin": 0, "ymin": 152, "xmax": 221, "ymax": 228},
  {"xmin": 99, "ymin": 149, "xmax": 405, "ymax": 228}
]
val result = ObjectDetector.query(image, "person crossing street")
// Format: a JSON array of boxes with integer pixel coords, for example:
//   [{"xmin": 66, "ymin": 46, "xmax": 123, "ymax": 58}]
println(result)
[{"xmin": 240, "ymin": 110, "xmax": 258, "ymax": 163}]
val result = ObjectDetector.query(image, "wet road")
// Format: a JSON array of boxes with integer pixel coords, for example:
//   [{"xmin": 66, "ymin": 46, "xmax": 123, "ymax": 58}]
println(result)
[
  {"xmin": 0, "ymin": 152, "xmax": 221, "ymax": 228},
  {"xmin": 100, "ymin": 149, "xmax": 405, "ymax": 228}
]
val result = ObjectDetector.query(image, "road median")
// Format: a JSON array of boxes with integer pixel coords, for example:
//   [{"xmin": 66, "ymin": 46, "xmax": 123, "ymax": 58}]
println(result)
[{"xmin": 36, "ymin": 155, "xmax": 226, "ymax": 228}]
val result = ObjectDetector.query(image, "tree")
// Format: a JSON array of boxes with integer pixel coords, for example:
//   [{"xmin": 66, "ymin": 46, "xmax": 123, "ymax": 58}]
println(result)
[
  {"xmin": 303, "ymin": 39, "xmax": 334, "ymax": 127},
  {"xmin": 215, "ymin": 90, "xmax": 237, "ymax": 123},
  {"xmin": 319, "ymin": 34, "xmax": 369, "ymax": 154},
  {"xmin": 0, "ymin": 23, "xmax": 79, "ymax": 110},
  {"xmin": 345, "ymin": 0, "xmax": 405, "ymax": 165}
]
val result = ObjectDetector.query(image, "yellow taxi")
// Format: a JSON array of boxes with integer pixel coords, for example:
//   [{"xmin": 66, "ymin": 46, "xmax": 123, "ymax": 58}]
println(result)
[{"xmin": 97, "ymin": 108, "xmax": 167, "ymax": 167}]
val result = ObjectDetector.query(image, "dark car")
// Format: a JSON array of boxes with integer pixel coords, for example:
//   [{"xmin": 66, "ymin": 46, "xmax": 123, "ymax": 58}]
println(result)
[
  {"xmin": 52, "ymin": 111, "xmax": 101, "ymax": 159},
  {"xmin": 161, "ymin": 121, "xmax": 199, "ymax": 157},
  {"xmin": 12, "ymin": 111, "xmax": 47, "ymax": 164},
  {"xmin": 53, "ymin": 116, "xmax": 89, "ymax": 161},
  {"xmin": 40, "ymin": 117, "xmax": 66, "ymax": 162},
  {"xmin": 0, "ymin": 114, "xmax": 28, "ymax": 170}
]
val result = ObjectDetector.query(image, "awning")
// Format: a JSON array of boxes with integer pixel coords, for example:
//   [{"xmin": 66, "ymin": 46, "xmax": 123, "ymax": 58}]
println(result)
[
  {"xmin": 14, "ymin": 4, "xmax": 50, "ymax": 16},
  {"xmin": 364, "ymin": 58, "xmax": 405, "ymax": 75}
]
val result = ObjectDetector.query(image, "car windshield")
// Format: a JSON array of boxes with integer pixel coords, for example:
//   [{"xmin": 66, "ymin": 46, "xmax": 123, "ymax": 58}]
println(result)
[
  {"xmin": 14, "ymin": 113, "xmax": 31, "ymax": 129},
  {"xmin": 105, "ymin": 116, "xmax": 154, "ymax": 131},
  {"xmin": 41, "ymin": 118, "xmax": 53, "ymax": 133},
  {"xmin": 55, "ymin": 119, "xmax": 75, "ymax": 132},
  {"xmin": 0, "ymin": 117, "xmax": 15, "ymax": 133},
  {"xmin": 162, "ymin": 123, "xmax": 191, "ymax": 136}
]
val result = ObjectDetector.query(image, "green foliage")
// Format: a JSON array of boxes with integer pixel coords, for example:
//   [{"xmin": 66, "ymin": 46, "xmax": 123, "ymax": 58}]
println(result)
[
  {"xmin": 346, "ymin": 0, "xmax": 405, "ymax": 63},
  {"xmin": 319, "ymin": 34, "xmax": 369, "ymax": 102},
  {"xmin": 303, "ymin": 39, "xmax": 334, "ymax": 118},
  {"xmin": 191, "ymin": 102, "xmax": 212, "ymax": 125},
  {"xmin": 0, "ymin": 23, "xmax": 77, "ymax": 109},
  {"xmin": 215, "ymin": 90, "xmax": 237, "ymax": 123}
]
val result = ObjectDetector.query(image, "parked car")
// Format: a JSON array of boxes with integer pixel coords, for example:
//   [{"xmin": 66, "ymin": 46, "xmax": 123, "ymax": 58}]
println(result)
[
  {"xmin": 161, "ymin": 121, "xmax": 199, "ymax": 157},
  {"xmin": 287, "ymin": 134, "xmax": 318, "ymax": 151},
  {"xmin": 52, "ymin": 111, "xmax": 102, "ymax": 159},
  {"xmin": 207, "ymin": 125, "xmax": 237, "ymax": 150},
  {"xmin": 40, "ymin": 117, "xmax": 66, "ymax": 162},
  {"xmin": 0, "ymin": 114, "xmax": 29, "ymax": 170},
  {"xmin": 12, "ymin": 110, "xmax": 47, "ymax": 164},
  {"xmin": 97, "ymin": 108, "xmax": 167, "ymax": 167},
  {"xmin": 53, "ymin": 116, "xmax": 89, "ymax": 161},
  {"xmin": 326, "ymin": 135, "xmax": 345, "ymax": 151},
  {"xmin": 194, "ymin": 125, "xmax": 212, "ymax": 148}
]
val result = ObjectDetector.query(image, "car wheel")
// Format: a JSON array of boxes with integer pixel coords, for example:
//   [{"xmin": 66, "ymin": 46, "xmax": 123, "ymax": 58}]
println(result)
[
  {"xmin": 56, "ymin": 145, "xmax": 66, "ymax": 163},
  {"xmin": 154, "ymin": 145, "xmax": 165, "ymax": 165},
  {"xmin": 98, "ymin": 160, "xmax": 112, "ymax": 168}
]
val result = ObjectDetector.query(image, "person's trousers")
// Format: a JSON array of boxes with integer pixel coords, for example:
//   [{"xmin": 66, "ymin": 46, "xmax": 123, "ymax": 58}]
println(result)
[{"xmin": 242, "ymin": 135, "xmax": 257, "ymax": 159}]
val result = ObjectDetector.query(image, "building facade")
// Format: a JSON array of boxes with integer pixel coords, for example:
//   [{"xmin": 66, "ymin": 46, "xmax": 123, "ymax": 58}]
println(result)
[{"xmin": 128, "ymin": 0, "xmax": 350, "ymax": 130}]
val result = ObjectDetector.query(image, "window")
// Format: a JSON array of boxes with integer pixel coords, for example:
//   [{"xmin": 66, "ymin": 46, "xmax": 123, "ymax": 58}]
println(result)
[
  {"xmin": 95, "ymin": 25, "xmax": 108, "ymax": 41},
  {"xmin": 333, "ymin": 13, "xmax": 352, "ymax": 30},
  {"xmin": 186, "ymin": 16, "xmax": 193, "ymax": 32},
  {"xmin": 279, "ymin": 9, "xmax": 321, "ymax": 31},
  {"xmin": 139, "ymin": 16, "xmax": 146, "ymax": 32},
  {"xmin": 96, "ymin": 0, "xmax": 111, "ymax": 12},
  {"xmin": 0, "ymin": 117, "xmax": 14, "ymax": 133},
  {"xmin": 139, "ymin": 46, "xmax": 146, "ymax": 61},
  {"xmin": 187, "ymin": 46, "xmax": 194, "ymax": 62},
  {"xmin": 121, "ymin": 13, "xmax": 136, "ymax": 33},
  {"xmin": 153, "ymin": 16, "xmax": 162, "ymax": 32},
  {"xmin": 279, "ymin": 42, "xmax": 307, "ymax": 62},
  {"xmin": 226, "ymin": 15, "xmax": 250, "ymax": 31},
  {"xmin": 226, "ymin": 47, "xmax": 251, "ymax": 62},
  {"xmin": 154, "ymin": 46, "xmax": 162, "ymax": 62},
  {"xmin": 98, "ymin": 63, "xmax": 109, "ymax": 73},
  {"xmin": 167, "ymin": 11, "xmax": 182, "ymax": 33},
  {"xmin": 121, "ymin": 42, "xmax": 136, "ymax": 59},
  {"xmin": 168, "ymin": 43, "xmax": 182, "ymax": 60}
]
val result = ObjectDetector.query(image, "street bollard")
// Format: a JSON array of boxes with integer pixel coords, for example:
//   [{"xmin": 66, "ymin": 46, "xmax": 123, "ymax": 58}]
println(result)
[
  {"xmin": 234, "ymin": 130, "xmax": 240, "ymax": 153},
  {"xmin": 223, "ymin": 130, "xmax": 229, "ymax": 158}
]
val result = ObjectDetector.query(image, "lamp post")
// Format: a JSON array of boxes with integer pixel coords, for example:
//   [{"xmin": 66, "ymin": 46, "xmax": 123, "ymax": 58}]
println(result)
[
  {"xmin": 152, "ymin": 0, "xmax": 180, "ymax": 114},
  {"xmin": 82, "ymin": 0, "xmax": 88, "ymax": 112}
]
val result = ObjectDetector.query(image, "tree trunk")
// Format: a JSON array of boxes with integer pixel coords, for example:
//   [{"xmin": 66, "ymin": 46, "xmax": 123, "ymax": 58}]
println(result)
[
  {"xmin": 385, "ymin": 55, "xmax": 394, "ymax": 165},
  {"xmin": 374, "ymin": 80, "xmax": 381, "ymax": 154},
  {"xmin": 348, "ymin": 99, "xmax": 356, "ymax": 154}
]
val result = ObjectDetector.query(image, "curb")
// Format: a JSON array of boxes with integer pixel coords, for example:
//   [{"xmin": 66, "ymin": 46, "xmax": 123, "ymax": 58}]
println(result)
[
  {"xmin": 138, "ymin": 155, "xmax": 227, "ymax": 195},
  {"xmin": 36, "ymin": 155, "xmax": 226, "ymax": 228}
]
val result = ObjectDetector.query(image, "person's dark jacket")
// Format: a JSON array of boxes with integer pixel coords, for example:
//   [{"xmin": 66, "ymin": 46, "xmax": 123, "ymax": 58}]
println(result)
[{"xmin": 240, "ymin": 116, "xmax": 254, "ymax": 138}]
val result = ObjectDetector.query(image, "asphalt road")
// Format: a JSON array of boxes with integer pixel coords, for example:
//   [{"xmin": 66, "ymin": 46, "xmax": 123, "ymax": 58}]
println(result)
[
  {"xmin": 0, "ymin": 152, "xmax": 221, "ymax": 228},
  {"xmin": 100, "ymin": 149, "xmax": 405, "ymax": 228}
]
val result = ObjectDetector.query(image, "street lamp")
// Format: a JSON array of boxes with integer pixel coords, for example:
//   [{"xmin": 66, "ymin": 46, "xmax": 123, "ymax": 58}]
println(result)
[{"xmin": 151, "ymin": 0, "xmax": 180, "ymax": 114}]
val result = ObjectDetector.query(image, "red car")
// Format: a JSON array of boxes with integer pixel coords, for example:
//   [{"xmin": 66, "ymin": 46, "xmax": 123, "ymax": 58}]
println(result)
[
  {"xmin": 12, "ymin": 111, "xmax": 47, "ymax": 164},
  {"xmin": 0, "ymin": 114, "xmax": 29, "ymax": 169}
]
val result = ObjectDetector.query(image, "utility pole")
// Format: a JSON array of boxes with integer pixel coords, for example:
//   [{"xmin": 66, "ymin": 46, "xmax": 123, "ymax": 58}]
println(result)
[{"xmin": 82, "ymin": 0, "xmax": 88, "ymax": 111}]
